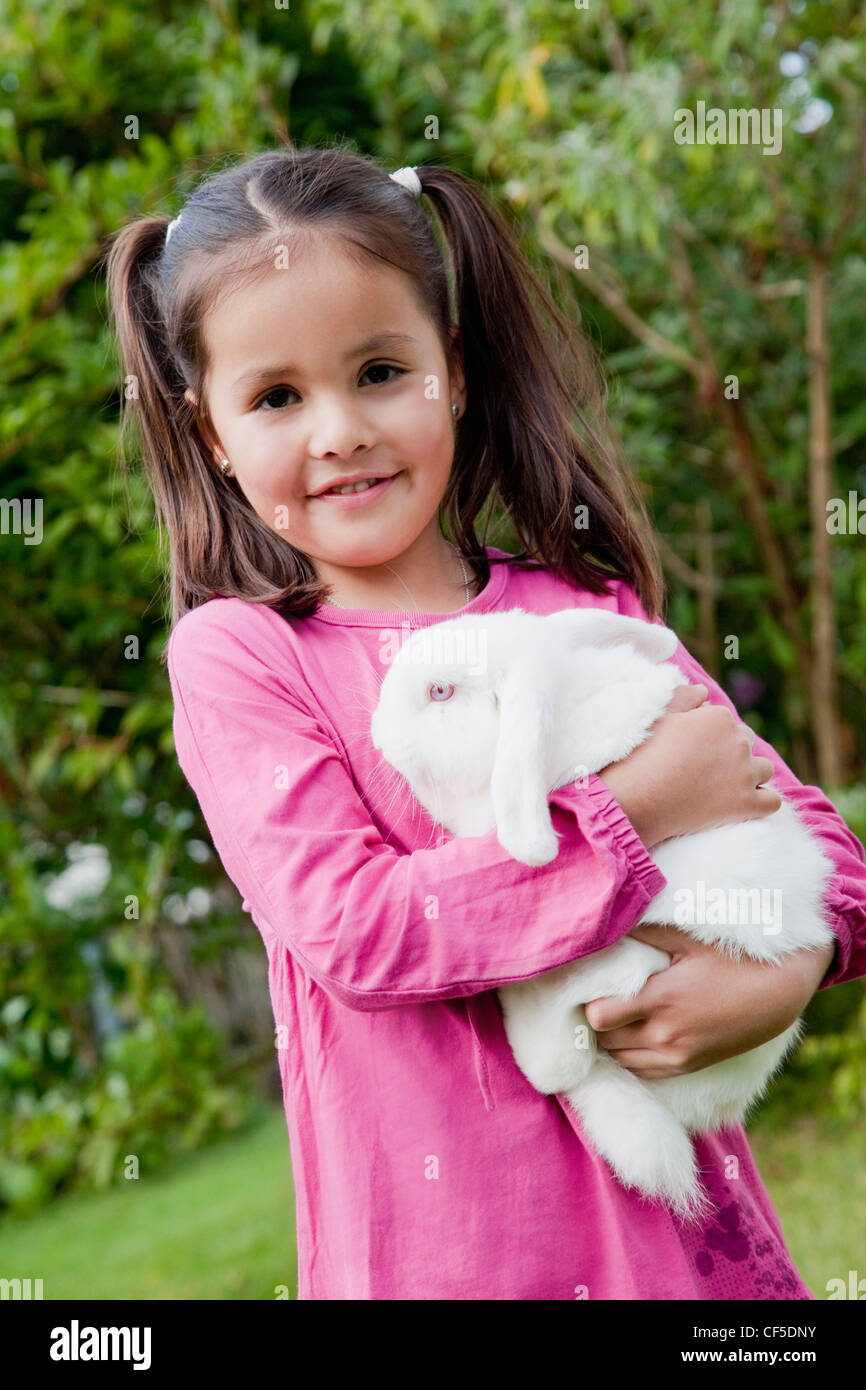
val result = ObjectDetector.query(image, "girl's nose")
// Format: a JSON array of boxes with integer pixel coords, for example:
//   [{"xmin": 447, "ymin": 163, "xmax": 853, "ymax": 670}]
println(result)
[{"xmin": 307, "ymin": 396, "xmax": 376, "ymax": 459}]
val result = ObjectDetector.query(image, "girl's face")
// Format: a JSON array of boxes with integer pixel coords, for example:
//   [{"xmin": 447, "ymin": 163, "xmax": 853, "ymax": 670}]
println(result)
[{"xmin": 189, "ymin": 236, "xmax": 465, "ymax": 577}]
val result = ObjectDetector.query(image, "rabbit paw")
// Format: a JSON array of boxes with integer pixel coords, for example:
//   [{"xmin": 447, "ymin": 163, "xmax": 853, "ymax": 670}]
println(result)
[{"xmin": 498, "ymin": 825, "xmax": 559, "ymax": 867}]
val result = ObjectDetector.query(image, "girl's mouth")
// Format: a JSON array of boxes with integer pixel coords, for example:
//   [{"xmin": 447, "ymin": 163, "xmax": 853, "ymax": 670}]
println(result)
[{"xmin": 310, "ymin": 473, "xmax": 401, "ymax": 508}]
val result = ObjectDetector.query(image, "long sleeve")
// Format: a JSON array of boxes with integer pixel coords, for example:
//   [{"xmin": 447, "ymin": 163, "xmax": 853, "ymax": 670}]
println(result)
[
  {"xmin": 166, "ymin": 602, "xmax": 667, "ymax": 1012},
  {"xmin": 616, "ymin": 581, "xmax": 866, "ymax": 990}
]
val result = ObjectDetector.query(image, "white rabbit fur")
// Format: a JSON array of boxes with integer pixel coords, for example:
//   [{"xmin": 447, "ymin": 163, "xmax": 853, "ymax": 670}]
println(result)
[{"xmin": 370, "ymin": 606, "xmax": 836, "ymax": 1220}]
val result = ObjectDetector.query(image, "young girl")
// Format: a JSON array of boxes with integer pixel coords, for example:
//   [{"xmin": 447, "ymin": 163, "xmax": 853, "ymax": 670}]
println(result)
[{"xmin": 106, "ymin": 145, "xmax": 866, "ymax": 1301}]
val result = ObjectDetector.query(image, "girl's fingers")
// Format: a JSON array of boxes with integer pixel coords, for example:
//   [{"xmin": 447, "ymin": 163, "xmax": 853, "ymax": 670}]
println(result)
[
  {"xmin": 605, "ymin": 1051, "xmax": 686, "ymax": 1079},
  {"xmin": 666, "ymin": 683, "xmax": 707, "ymax": 713},
  {"xmin": 753, "ymin": 754, "xmax": 775, "ymax": 783},
  {"xmin": 584, "ymin": 996, "xmax": 646, "ymax": 1031},
  {"xmin": 584, "ymin": 952, "xmax": 677, "ymax": 1031},
  {"xmin": 594, "ymin": 1024, "xmax": 652, "ymax": 1050},
  {"xmin": 755, "ymin": 784, "xmax": 784, "ymax": 811}
]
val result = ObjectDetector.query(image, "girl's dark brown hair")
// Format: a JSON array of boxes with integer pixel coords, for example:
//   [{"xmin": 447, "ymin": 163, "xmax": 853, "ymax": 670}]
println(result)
[{"xmin": 105, "ymin": 140, "xmax": 666, "ymax": 628}]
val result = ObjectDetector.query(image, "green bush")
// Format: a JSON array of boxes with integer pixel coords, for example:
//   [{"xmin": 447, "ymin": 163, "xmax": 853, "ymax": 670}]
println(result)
[{"xmin": 0, "ymin": 983, "xmax": 253, "ymax": 1216}]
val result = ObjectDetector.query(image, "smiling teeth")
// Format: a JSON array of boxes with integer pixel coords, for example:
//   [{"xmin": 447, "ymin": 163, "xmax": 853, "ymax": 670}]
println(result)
[{"xmin": 328, "ymin": 478, "xmax": 382, "ymax": 495}]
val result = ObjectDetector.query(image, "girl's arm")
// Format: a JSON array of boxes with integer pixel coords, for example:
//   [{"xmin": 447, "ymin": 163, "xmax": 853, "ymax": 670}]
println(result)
[
  {"xmin": 615, "ymin": 579, "xmax": 866, "ymax": 992},
  {"xmin": 167, "ymin": 600, "xmax": 666, "ymax": 1012}
]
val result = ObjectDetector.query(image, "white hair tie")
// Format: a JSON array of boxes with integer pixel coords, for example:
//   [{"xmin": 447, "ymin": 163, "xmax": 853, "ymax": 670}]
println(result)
[
  {"xmin": 165, "ymin": 213, "xmax": 183, "ymax": 244},
  {"xmin": 389, "ymin": 167, "xmax": 423, "ymax": 198}
]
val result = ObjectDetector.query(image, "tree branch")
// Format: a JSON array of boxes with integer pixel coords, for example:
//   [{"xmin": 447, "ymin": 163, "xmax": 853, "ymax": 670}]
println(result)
[{"xmin": 538, "ymin": 226, "xmax": 708, "ymax": 381}]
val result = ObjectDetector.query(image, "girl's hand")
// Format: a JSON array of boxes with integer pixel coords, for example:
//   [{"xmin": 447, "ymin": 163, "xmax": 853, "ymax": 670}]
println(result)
[
  {"xmin": 597, "ymin": 683, "xmax": 783, "ymax": 850},
  {"xmin": 583, "ymin": 924, "xmax": 836, "ymax": 1080}
]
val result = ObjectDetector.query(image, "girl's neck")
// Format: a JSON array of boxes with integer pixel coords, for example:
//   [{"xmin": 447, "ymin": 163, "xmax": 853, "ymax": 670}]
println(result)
[{"xmin": 315, "ymin": 539, "xmax": 477, "ymax": 614}]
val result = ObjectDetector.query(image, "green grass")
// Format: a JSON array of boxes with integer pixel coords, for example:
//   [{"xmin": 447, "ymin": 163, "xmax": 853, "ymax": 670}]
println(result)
[
  {"xmin": 0, "ymin": 1105, "xmax": 860, "ymax": 1299},
  {"xmin": 748, "ymin": 1113, "xmax": 866, "ymax": 1299},
  {"xmin": 0, "ymin": 1105, "xmax": 297, "ymax": 1300}
]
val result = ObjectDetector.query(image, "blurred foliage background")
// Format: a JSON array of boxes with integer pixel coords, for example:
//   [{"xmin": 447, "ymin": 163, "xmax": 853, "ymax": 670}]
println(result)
[{"xmin": 1, "ymin": 0, "xmax": 865, "ymax": 1253}]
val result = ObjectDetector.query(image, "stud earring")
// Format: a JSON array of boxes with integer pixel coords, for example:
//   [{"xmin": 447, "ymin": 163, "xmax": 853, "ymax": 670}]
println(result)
[
  {"xmin": 219, "ymin": 456, "xmax": 232, "ymax": 476},
  {"xmin": 451, "ymin": 403, "xmax": 460, "ymax": 418}
]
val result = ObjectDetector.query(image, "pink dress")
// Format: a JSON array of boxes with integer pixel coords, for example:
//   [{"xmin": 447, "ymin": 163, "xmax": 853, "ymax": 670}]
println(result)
[{"xmin": 167, "ymin": 546, "xmax": 866, "ymax": 1300}]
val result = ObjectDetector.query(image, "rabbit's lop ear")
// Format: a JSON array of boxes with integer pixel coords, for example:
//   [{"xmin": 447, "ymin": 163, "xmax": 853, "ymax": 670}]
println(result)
[
  {"xmin": 546, "ymin": 607, "xmax": 678, "ymax": 663},
  {"xmin": 490, "ymin": 664, "xmax": 559, "ymax": 868}
]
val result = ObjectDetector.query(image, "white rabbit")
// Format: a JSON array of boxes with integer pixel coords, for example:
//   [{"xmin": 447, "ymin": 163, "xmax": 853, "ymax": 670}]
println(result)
[{"xmin": 370, "ymin": 606, "xmax": 836, "ymax": 1220}]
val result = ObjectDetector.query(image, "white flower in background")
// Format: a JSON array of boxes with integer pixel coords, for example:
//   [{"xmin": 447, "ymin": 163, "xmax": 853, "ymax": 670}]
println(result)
[{"xmin": 44, "ymin": 843, "xmax": 110, "ymax": 909}]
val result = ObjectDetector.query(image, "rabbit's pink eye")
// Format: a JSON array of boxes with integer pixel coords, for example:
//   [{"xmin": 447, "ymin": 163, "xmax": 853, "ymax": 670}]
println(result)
[{"xmin": 428, "ymin": 682, "xmax": 455, "ymax": 702}]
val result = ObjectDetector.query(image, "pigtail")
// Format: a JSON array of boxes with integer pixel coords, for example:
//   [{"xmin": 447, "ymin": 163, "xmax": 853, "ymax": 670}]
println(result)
[
  {"xmin": 106, "ymin": 218, "xmax": 193, "ymax": 602},
  {"xmin": 418, "ymin": 167, "xmax": 666, "ymax": 621}
]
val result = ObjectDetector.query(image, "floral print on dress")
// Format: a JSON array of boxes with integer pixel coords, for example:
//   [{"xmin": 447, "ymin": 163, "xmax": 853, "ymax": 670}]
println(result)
[{"xmin": 690, "ymin": 1176, "xmax": 808, "ymax": 1299}]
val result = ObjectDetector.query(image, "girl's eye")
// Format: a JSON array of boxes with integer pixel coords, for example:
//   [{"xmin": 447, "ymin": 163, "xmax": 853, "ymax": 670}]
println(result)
[
  {"xmin": 257, "ymin": 387, "xmax": 295, "ymax": 411},
  {"xmin": 429, "ymin": 682, "xmax": 455, "ymax": 702},
  {"xmin": 362, "ymin": 363, "xmax": 404, "ymax": 386}
]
